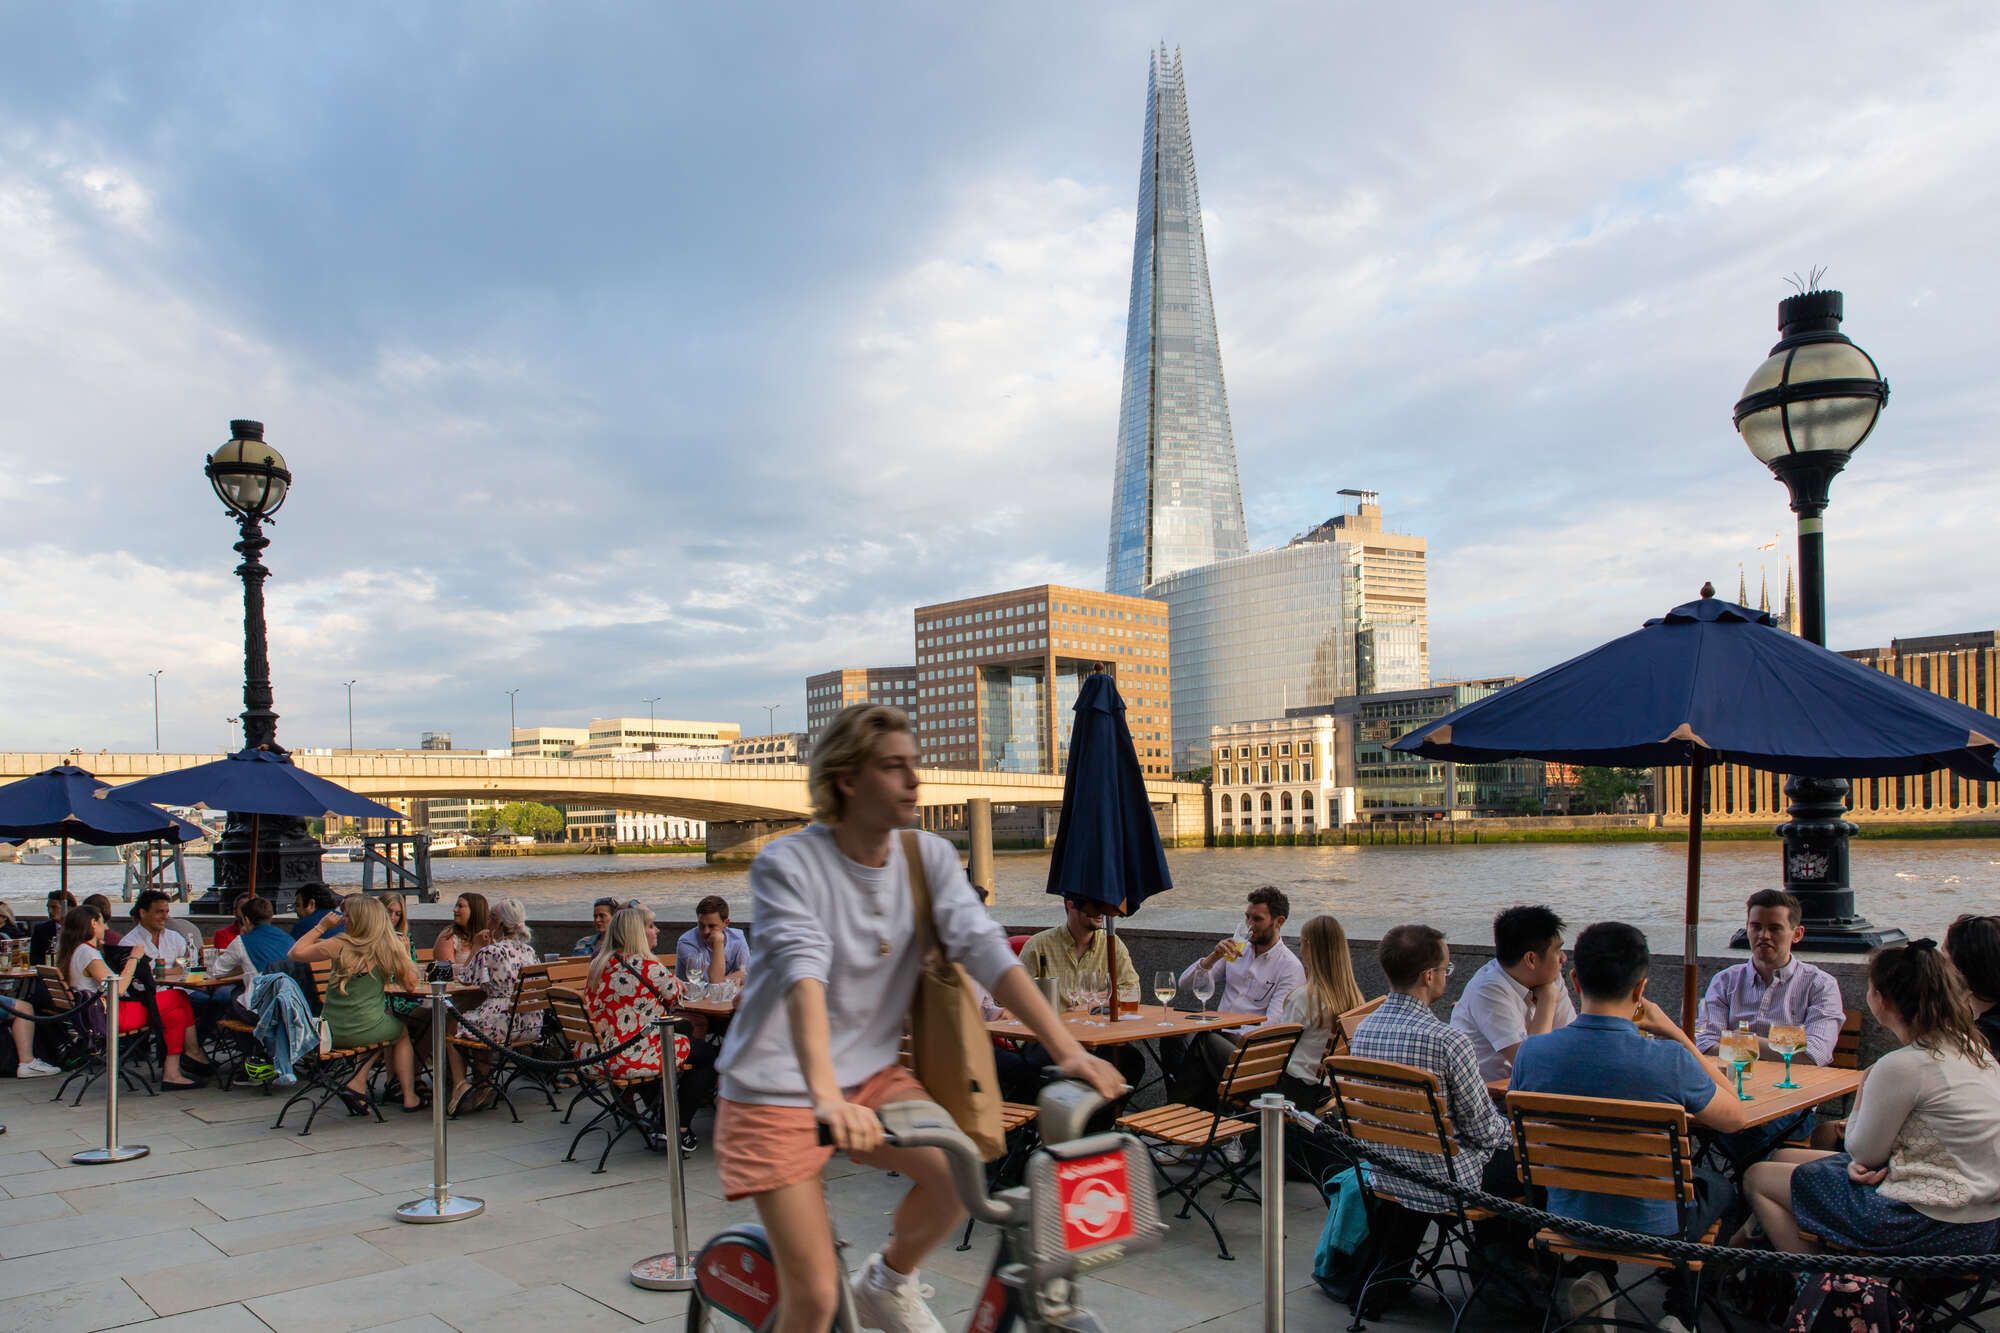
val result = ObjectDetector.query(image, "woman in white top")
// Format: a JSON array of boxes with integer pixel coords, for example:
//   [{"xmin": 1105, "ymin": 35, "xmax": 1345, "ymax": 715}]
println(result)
[
  {"xmin": 1746, "ymin": 939, "xmax": 2000, "ymax": 1254},
  {"xmin": 712, "ymin": 705, "xmax": 1124, "ymax": 1333},
  {"xmin": 57, "ymin": 904, "xmax": 205, "ymax": 1089},
  {"xmin": 1277, "ymin": 915, "xmax": 1366, "ymax": 1107}
]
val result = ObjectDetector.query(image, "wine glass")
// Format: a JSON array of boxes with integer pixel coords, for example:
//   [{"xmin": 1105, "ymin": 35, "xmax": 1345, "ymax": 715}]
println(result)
[
  {"xmin": 1061, "ymin": 982, "xmax": 1083, "ymax": 1022},
  {"xmin": 684, "ymin": 978, "xmax": 708, "ymax": 1004},
  {"xmin": 1191, "ymin": 966, "xmax": 1215, "ymax": 1019},
  {"xmin": 1770, "ymin": 1024, "xmax": 1807, "ymax": 1090},
  {"xmin": 1723, "ymin": 1033, "xmax": 1756, "ymax": 1101},
  {"xmin": 1154, "ymin": 970, "xmax": 1178, "ymax": 1027}
]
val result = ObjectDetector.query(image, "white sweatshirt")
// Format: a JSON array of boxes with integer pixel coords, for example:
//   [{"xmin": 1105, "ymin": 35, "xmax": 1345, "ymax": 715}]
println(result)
[{"xmin": 716, "ymin": 824, "xmax": 1020, "ymax": 1106}]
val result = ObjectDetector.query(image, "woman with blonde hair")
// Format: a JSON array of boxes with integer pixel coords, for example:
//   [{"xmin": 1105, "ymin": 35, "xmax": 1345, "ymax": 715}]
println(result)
[
  {"xmin": 289, "ymin": 894, "xmax": 426, "ymax": 1113},
  {"xmin": 584, "ymin": 906, "xmax": 706, "ymax": 1147},
  {"xmin": 1277, "ymin": 914, "xmax": 1366, "ymax": 1107}
]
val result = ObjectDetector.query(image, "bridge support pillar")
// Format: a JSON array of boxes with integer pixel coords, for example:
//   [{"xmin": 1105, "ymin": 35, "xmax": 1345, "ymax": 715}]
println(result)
[
  {"xmin": 966, "ymin": 799, "xmax": 994, "ymax": 901},
  {"xmin": 705, "ymin": 820, "xmax": 808, "ymax": 863}
]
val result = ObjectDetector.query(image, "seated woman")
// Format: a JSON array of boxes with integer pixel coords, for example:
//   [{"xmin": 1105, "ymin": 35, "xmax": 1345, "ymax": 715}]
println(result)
[
  {"xmin": 1276, "ymin": 914, "xmax": 1366, "ymax": 1109},
  {"xmin": 378, "ymin": 892, "xmax": 411, "ymax": 944},
  {"xmin": 0, "ymin": 900, "xmax": 26, "ymax": 940},
  {"xmin": 58, "ymin": 904, "xmax": 205, "ymax": 1089},
  {"xmin": 288, "ymin": 895, "xmax": 427, "ymax": 1114},
  {"xmin": 583, "ymin": 906, "xmax": 706, "ymax": 1151},
  {"xmin": 431, "ymin": 891, "xmax": 489, "ymax": 973},
  {"xmin": 1945, "ymin": 913, "xmax": 2000, "ymax": 1058},
  {"xmin": 1745, "ymin": 939, "xmax": 2000, "ymax": 1255},
  {"xmin": 82, "ymin": 894, "xmax": 123, "ymax": 947},
  {"xmin": 446, "ymin": 897, "xmax": 539, "ymax": 1112}
]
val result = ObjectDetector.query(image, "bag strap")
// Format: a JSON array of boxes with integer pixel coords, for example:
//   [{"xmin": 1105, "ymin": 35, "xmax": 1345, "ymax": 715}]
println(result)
[
  {"xmin": 901, "ymin": 830, "xmax": 939, "ymax": 961},
  {"xmin": 617, "ymin": 954, "xmax": 677, "ymax": 1009}
]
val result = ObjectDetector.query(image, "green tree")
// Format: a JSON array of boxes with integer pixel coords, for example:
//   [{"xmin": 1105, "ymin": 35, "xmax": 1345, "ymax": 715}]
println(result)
[
  {"xmin": 1177, "ymin": 765, "xmax": 1213, "ymax": 784},
  {"xmin": 497, "ymin": 801, "xmax": 566, "ymax": 840},
  {"xmin": 469, "ymin": 808, "xmax": 501, "ymax": 834},
  {"xmin": 1577, "ymin": 766, "xmax": 1651, "ymax": 813}
]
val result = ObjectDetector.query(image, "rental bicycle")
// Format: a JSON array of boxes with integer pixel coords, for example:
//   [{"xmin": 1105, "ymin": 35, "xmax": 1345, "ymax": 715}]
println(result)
[{"xmin": 684, "ymin": 1080, "xmax": 1166, "ymax": 1331}]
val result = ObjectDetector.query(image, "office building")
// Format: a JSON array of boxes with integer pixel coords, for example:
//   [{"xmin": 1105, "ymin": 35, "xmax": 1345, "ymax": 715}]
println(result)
[
  {"xmin": 570, "ymin": 717, "xmax": 740, "ymax": 759},
  {"xmin": 1289, "ymin": 679, "xmax": 1541, "ymax": 818},
  {"xmin": 1660, "ymin": 628, "xmax": 2000, "ymax": 824},
  {"xmin": 1209, "ymin": 714, "xmax": 1351, "ymax": 836},
  {"xmin": 1149, "ymin": 493, "xmax": 1429, "ymax": 770},
  {"xmin": 730, "ymin": 732, "xmax": 809, "ymax": 765},
  {"xmin": 804, "ymin": 667, "xmax": 918, "ymax": 753},
  {"xmin": 614, "ymin": 811, "xmax": 705, "ymax": 844},
  {"xmin": 511, "ymin": 726, "xmax": 588, "ymax": 758},
  {"xmin": 914, "ymin": 584, "xmax": 1172, "ymax": 777},
  {"xmin": 1105, "ymin": 45, "xmax": 1248, "ymax": 595}
]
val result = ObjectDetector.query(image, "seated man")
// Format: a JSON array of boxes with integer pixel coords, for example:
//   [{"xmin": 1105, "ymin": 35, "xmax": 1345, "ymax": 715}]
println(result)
[
  {"xmin": 1005, "ymin": 896, "xmax": 1143, "ymax": 1102},
  {"xmin": 1450, "ymin": 903, "xmax": 1575, "ymax": 1084},
  {"xmin": 289, "ymin": 883, "xmax": 344, "ymax": 940},
  {"xmin": 1512, "ymin": 921, "xmax": 1754, "ymax": 1332},
  {"xmin": 28, "ymin": 889, "xmax": 74, "ymax": 966},
  {"xmin": 1163, "ymin": 886, "xmax": 1305, "ymax": 1108},
  {"xmin": 675, "ymin": 894, "xmax": 749, "ymax": 983},
  {"xmin": 1347, "ymin": 925, "xmax": 1522, "ymax": 1302},
  {"xmin": 572, "ymin": 897, "xmax": 619, "ymax": 958},
  {"xmin": 1693, "ymin": 889, "xmax": 1845, "ymax": 1168}
]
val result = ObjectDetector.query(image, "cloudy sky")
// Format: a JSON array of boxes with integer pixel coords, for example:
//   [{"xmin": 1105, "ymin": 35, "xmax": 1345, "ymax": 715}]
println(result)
[{"xmin": 3, "ymin": 3, "xmax": 1998, "ymax": 756}]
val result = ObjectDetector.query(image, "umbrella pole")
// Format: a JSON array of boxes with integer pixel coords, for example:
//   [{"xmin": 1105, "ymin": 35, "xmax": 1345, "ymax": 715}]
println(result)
[
  {"xmin": 248, "ymin": 813, "xmax": 259, "ymax": 903},
  {"xmin": 1105, "ymin": 917, "xmax": 1119, "ymax": 1020},
  {"xmin": 1682, "ymin": 764, "xmax": 1705, "ymax": 1034},
  {"xmin": 61, "ymin": 836, "xmax": 69, "ymax": 898}
]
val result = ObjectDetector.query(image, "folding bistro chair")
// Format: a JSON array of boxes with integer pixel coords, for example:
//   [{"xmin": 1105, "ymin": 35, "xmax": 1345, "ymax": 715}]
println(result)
[
  {"xmin": 1117, "ymin": 1022, "xmax": 1300, "ymax": 1260},
  {"xmin": 549, "ymin": 985, "xmax": 657, "ymax": 1173},
  {"xmin": 449, "ymin": 963, "xmax": 553, "ymax": 1122},
  {"xmin": 273, "ymin": 959, "xmax": 394, "ymax": 1136},
  {"xmin": 40, "ymin": 964, "xmax": 159, "ymax": 1106},
  {"xmin": 1506, "ymin": 1090, "xmax": 1724, "ymax": 1333},
  {"xmin": 1326, "ymin": 1054, "xmax": 1510, "ymax": 1332},
  {"xmin": 1289, "ymin": 996, "xmax": 1389, "ymax": 1198}
]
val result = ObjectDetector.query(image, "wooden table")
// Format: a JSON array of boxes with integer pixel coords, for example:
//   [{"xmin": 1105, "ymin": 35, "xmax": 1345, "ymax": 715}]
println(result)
[
  {"xmin": 676, "ymin": 996, "xmax": 736, "ymax": 1019},
  {"xmin": 163, "ymin": 972, "xmax": 240, "ymax": 990},
  {"xmin": 1490, "ymin": 1061, "xmax": 1862, "ymax": 1128},
  {"xmin": 985, "ymin": 1005, "xmax": 1264, "ymax": 1048}
]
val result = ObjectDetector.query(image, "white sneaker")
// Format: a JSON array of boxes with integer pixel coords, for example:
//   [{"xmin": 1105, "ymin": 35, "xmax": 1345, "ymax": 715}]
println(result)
[
  {"xmin": 1221, "ymin": 1137, "xmax": 1247, "ymax": 1165},
  {"xmin": 1656, "ymin": 1316, "xmax": 1692, "ymax": 1333},
  {"xmin": 848, "ymin": 1252, "xmax": 944, "ymax": 1333},
  {"xmin": 1559, "ymin": 1271, "xmax": 1614, "ymax": 1333},
  {"xmin": 1149, "ymin": 1143, "xmax": 1188, "ymax": 1166},
  {"xmin": 15, "ymin": 1059, "xmax": 60, "ymax": 1079}
]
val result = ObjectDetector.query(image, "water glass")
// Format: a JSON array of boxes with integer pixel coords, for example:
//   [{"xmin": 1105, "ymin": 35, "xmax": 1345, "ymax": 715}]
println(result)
[{"xmin": 684, "ymin": 978, "xmax": 708, "ymax": 1003}]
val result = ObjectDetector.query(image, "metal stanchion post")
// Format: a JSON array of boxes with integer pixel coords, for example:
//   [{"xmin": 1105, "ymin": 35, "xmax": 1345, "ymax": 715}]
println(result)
[
  {"xmin": 1253, "ymin": 1093, "xmax": 1291, "ymax": 1332},
  {"xmin": 397, "ymin": 978, "xmax": 483, "ymax": 1222},
  {"xmin": 74, "ymin": 976, "xmax": 149, "ymax": 1164},
  {"xmin": 631, "ymin": 1014, "xmax": 694, "ymax": 1290}
]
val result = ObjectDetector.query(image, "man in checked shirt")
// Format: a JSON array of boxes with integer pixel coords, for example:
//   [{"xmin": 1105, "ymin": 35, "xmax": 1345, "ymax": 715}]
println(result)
[{"xmin": 1347, "ymin": 925, "xmax": 1526, "ymax": 1314}]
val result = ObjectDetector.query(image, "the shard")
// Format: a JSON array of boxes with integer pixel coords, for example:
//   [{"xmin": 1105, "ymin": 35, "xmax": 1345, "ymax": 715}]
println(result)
[{"xmin": 1105, "ymin": 45, "xmax": 1248, "ymax": 596}]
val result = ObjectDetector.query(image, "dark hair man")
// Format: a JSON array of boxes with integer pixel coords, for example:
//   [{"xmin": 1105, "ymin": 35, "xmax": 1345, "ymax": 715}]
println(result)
[
  {"xmin": 676, "ymin": 895, "xmax": 750, "ymax": 984},
  {"xmin": 1511, "ymin": 921, "xmax": 1752, "ymax": 1329},
  {"xmin": 1007, "ymin": 896, "xmax": 1146, "ymax": 1104},
  {"xmin": 1162, "ymin": 887, "xmax": 1306, "ymax": 1110},
  {"xmin": 1450, "ymin": 904, "xmax": 1575, "ymax": 1082},
  {"xmin": 289, "ymin": 882, "xmax": 344, "ymax": 940},
  {"xmin": 29, "ymin": 889, "xmax": 76, "ymax": 966}
]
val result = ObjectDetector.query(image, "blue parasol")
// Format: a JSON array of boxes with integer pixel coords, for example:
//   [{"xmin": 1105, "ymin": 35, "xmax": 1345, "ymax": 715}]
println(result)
[{"xmin": 0, "ymin": 764, "xmax": 202, "ymax": 895}]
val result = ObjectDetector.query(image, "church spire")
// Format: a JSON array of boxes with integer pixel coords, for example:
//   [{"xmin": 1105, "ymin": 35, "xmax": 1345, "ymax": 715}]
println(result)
[
  {"xmin": 1758, "ymin": 566, "xmax": 1771, "ymax": 614},
  {"xmin": 1737, "ymin": 563, "xmax": 1748, "ymax": 605},
  {"xmin": 1783, "ymin": 557, "xmax": 1800, "ymax": 635}
]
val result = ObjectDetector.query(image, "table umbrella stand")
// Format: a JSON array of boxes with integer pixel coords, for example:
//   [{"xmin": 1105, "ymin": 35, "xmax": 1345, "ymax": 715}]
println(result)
[
  {"xmin": 72, "ymin": 977, "xmax": 149, "ymax": 1165},
  {"xmin": 396, "ymin": 979, "xmax": 484, "ymax": 1222},
  {"xmin": 631, "ymin": 1015, "xmax": 694, "ymax": 1290}
]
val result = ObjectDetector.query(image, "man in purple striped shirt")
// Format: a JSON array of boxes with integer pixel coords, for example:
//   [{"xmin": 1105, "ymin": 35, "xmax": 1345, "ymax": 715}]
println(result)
[{"xmin": 1693, "ymin": 889, "xmax": 1847, "ymax": 1169}]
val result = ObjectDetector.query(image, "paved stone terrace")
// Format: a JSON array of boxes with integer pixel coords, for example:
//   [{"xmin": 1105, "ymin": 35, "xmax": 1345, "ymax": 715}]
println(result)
[{"xmin": 0, "ymin": 1068, "xmax": 1510, "ymax": 1331}]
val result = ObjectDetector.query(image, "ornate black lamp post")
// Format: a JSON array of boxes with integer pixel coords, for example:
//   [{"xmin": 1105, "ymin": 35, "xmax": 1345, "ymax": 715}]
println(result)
[
  {"xmin": 200, "ymin": 420, "xmax": 322, "ymax": 911},
  {"xmin": 1734, "ymin": 288, "xmax": 1904, "ymax": 950}
]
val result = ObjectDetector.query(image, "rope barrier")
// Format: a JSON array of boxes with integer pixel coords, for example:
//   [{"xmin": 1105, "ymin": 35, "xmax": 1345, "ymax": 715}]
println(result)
[
  {"xmin": 433, "ymin": 996, "xmax": 656, "ymax": 1072},
  {"xmin": 0, "ymin": 992, "xmax": 104, "ymax": 1025},
  {"xmin": 1289, "ymin": 1110, "xmax": 2000, "ymax": 1278}
]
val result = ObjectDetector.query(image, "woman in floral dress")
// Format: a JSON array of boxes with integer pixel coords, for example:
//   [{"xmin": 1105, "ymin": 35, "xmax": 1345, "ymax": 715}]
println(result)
[
  {"xmin": 447, "ymin": 896, "xmax": 539, "ymax": 1111},
  {"xmin": 585, "ymin": 906, "xmax": 710, "ymax": 1149}
]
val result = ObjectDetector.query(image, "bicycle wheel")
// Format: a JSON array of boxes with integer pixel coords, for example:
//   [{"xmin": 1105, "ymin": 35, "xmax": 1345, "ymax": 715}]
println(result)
[{"xmin": 684, "ymin": 1288, "xmax": 718, "ymax": 1332}]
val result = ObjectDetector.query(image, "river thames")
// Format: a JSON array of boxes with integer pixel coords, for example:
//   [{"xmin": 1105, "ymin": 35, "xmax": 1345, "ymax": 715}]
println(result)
[{"xmin": 7, "ymin": 838, "xmax": 1994, "ymax": 943}]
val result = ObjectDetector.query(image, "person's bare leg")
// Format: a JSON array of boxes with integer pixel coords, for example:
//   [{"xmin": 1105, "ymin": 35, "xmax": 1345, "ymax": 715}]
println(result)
[
  {"xmin": 869, "ymin": 1144, "xmax": 967, "ymax": 1277},
  {"xmin": 11, "ymin": 1006, "xmax": 34, "ymax": 1063},
  {"xmin": 752, "ymin": 1178, "xmax": 842, "ymax": 1333},
  {"xmin": 1745, "ymin": 1157, "xmax": 1824, "ymax": 1255},
  {"xmin": 392, "ymin": 1033, "xmax": 421, "ymax": 1107},
  {"xmin": 1730, "ymin": 1147, "xmax": 1828, "ymax": 1244},
  {"xmin": 346, "ymin": 1052, "xmax": 380, "ymax": 1096}
]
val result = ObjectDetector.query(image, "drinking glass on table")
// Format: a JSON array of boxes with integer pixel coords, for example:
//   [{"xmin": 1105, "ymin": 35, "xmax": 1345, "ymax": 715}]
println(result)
[
  {"xmin": 1154, "ymin": 970, "xmax": 1178, "ymax": 1026},
  {"xmin": 1117, "ymin": 980, "xmax": 1140, "ymax": 1020},
  {"xmin": 1770, "ymin": 1024, "xmax": 1808, "ymax": 1089},
  {"xmin": 1721, "ymin": 1032, "xmax": 1756, "ymax": 1101},
  {"xmin": 684, "ymin": 978, "xmax": 708, "ymax": 1004},
  {"xmin": 1191, "ymin": 966, "xmax": 1215, "ymax": 1018}
]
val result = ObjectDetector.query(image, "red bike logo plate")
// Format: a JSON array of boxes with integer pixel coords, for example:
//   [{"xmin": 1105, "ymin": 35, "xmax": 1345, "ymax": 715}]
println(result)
[
  {"xmin": 1054, "ymin": 1150, "xmax": 1135, "ymax": 1251},
  {"xmin": 698, "ymin": 1240, "xmax": 779, "ymax": 1328}
]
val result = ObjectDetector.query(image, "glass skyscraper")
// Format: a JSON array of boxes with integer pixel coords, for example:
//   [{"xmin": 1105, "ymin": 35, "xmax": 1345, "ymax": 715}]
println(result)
[{"xmin": 1105, "ymin": 45, "xmax": 1248, "ymax": 597}]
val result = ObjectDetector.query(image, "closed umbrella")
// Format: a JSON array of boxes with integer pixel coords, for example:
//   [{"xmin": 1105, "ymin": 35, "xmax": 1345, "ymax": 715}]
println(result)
[
  {"xmin": 1392, "ymin": 588, "xmax": 2000, "ymax": 1030},
  {"xmin": 116, "ymin": 748, "xmax": 403, "ymax": 899},
  {"xmin": 1045, "ymin": 668, "xmax": 1174, "ymax": 1017},
  {"xmin": 0, "ymin": 765, "xmax": 201, "ymax": 896}
]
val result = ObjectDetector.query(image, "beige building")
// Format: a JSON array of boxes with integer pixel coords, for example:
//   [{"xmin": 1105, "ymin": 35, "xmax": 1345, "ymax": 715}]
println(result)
[
  {"xmin": 571, "ymin": 717, "xmax": 740, "ymax": 759},
  {"xmin": 1209, "ymin": 714, "xmax": 1349, "ymax": 836},
  {"xmin": 1295, "ymin": 490, "xmax": 1429, "ymax": 685},
  {"xmin": 511, "ymin": 726, "xmax": 588, "ymax": 758},
  {"xmin": 506, "ymin": 718, "xmax": 735, "ymax": 843},
  {"xmin": 915, "ymin": 584, "xmax": 1172, "ymax": 778},
  {"xmin": 805, "ymin": 667, "xmax": 918, "ymax": 753}
]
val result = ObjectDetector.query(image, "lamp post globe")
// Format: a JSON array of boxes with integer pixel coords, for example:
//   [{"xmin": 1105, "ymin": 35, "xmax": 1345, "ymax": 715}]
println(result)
[
  {"xmin": 202, "ymin": 419, "xmax": 321, "ymax": 912},
  {"xmin": 1734, "ymin": 290, "xmax": 1902, "ymax": 952}
]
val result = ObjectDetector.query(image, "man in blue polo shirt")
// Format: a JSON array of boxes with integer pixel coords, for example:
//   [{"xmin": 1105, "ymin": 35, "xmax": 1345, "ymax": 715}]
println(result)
[{"xmin": 1512, "ymin": 921, "xmax": 1753, "ymax": 1333}]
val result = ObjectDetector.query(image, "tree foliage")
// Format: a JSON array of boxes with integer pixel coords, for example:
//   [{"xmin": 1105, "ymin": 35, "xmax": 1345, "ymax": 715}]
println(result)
[
  {"xmin": 497, "ymin": 801, "xmax": 566, "ymax": 839},
  {"xmin": 1576, "ymin": 766, "xmax": 1652, "ymax": 813}
]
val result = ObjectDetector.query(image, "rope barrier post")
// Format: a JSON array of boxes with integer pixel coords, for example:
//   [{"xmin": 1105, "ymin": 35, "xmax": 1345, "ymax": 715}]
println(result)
[
  {"xmin": 1253, "ymin": 1092, "xmax": 1290, "ymax": 1332},
  {"xmin": 631, "ymin": 1013, "xmax": 693, "ymax": 1290},
  {"xmin": 73, "ymin": 976, "xmax": 148, "ymax": 1164},
  {"xmin": 397, "ymin": 979, "xmax": 483, "ymax": 1223}
]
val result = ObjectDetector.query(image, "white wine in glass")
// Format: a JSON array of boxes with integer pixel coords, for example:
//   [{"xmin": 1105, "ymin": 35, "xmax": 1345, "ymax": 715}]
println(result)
[{"xmin": 1154, "ymin": 970, "xmax": 1177, "ymax": 1026}]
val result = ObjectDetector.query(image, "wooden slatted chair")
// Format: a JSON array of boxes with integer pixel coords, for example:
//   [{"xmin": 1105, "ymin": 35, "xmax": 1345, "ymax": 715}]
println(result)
[
  {"xmin": 272, "ymin": 959, "xmax": 396, "ymax": 1135},
  {"xmin": 549, "ymin": 985, "xmax": 656, "ymax": 1173},
  {"xmin": 448, "ymin": 963, "xmax": 553, "ymax": 1122},
  {"xmin": 1326, "ymin": 1054, "xmax": 1508, "ymax": 1330},
  {"xmin": 1506, "ymin": 1090, "xmax": 1724, "ymax": 1332},
  {"xmin": 1117, "ymin": 1022, "xmax": 1300, "ymax": 1260},
  {"xmin": 40, "ymin": 963, "xmax": 159, "ymax": 1106}
]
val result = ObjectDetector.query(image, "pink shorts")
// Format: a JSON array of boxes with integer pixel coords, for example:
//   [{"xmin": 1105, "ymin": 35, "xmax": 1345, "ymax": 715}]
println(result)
[{"xmin": 713, "ymin": 1064, "xmax": 928, "ymax": 1201}]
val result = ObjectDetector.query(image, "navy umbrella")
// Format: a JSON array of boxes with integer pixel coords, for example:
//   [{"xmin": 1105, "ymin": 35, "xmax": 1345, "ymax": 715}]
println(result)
[
  {"xmin": 1045, "ymin": 669, "xmax": 1173, "ymax": 1016},
  {"xmin": 0, "ymin": 764, "xmax": 201, "ymax": 895},
  {"xmin": 1392, "ymin": 589, "xmax": 2000, "ymax": 1028},
  {"xmin": 116, "ymin": 748, "xmax": 403, "ymax": 899}
]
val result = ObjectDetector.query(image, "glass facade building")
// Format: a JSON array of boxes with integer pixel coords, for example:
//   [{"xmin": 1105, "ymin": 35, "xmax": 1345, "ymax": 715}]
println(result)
[
  {"xmin": 1105, "ymin": 45, "xmax": 1248, "ymax": 596},
  {"xmin": 1293, "ymin": 681, "xmax": 1544, "ymax": 818}
]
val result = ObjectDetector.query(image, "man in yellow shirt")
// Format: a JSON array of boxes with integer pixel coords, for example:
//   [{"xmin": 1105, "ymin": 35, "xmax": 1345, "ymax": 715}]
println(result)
[{"xmin": 1004, "ymin": 898, "xmax": 1143, "ymax": 1101}]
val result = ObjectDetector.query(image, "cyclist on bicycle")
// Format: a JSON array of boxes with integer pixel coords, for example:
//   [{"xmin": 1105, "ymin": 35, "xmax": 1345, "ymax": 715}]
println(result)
[{"xmin": 714, "ymin": 704, "xmax": 1127, "ymax": 1332}]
